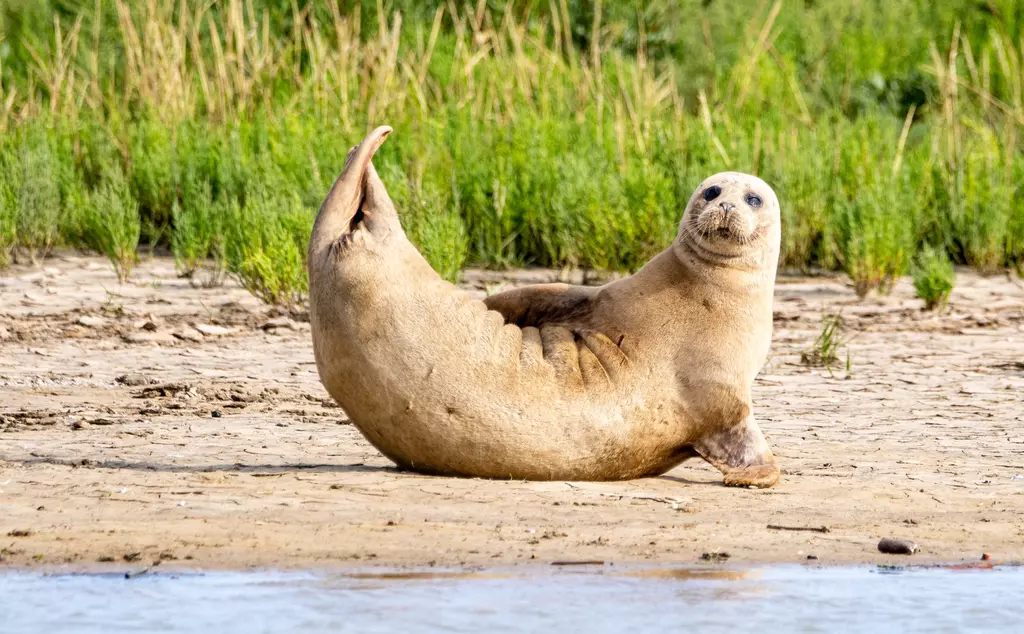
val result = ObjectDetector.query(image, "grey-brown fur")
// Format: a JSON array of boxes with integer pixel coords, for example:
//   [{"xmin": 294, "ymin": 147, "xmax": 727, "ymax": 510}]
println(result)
[{"xmin": 308, "ymin": 126, "xmax": 781, "ymax": 487}]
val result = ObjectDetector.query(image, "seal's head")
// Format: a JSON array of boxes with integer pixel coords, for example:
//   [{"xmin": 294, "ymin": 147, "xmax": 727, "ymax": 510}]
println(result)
[{"xmin": 675, "ymin": 171, "xmax": 780, "ymax": 269}]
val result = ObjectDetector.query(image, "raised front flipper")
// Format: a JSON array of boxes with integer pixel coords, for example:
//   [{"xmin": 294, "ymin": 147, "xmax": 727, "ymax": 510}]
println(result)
[
  {"xmin": 485, "ymin": 283, "xmax": 597, "ymax": 328},
  {"xmin": 692, "ymin": 415, "xmax": 780, "ymax": 488}
]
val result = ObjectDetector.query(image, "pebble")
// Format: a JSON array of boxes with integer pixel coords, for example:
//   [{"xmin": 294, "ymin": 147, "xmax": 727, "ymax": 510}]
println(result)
[
  {"xmin": 77, "ymin": 316, "xmax": 108, "ymax": 328},
  {"xmin": 261, "ymin": 317, "xmax": 297, "ymax": 331},
  {"xmin": 877, "ymin": 537, "xmax": 918, "ymax": 555},
  {"xmin": 116, "ymin": 373, "xmax": 152, "ymax": 387},
  {"xmin": 194, "ymin": 324, "xmax": 236, "ymax": 337},
  {"xmin": 122, "ymin": 332, "xmax": 176, "ymax": 345},
  {"xmin": 0, "ymin": 326, "xmax": 10, "ymax": 341},
  {"xmin": 172, "ymin": 328, "xmax": 203, "ymax": 342}
]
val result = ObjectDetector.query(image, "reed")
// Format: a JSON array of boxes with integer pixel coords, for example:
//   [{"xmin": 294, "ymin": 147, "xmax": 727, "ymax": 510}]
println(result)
[{"xmin": 0, "ymin": 1, "xmax": 1021, "ymax": 302}]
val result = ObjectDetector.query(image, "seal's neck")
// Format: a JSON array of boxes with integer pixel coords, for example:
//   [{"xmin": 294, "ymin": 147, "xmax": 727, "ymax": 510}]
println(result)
[{"xmin": 669, "ymin": 235, "xmax": 778, "ymax": 294}]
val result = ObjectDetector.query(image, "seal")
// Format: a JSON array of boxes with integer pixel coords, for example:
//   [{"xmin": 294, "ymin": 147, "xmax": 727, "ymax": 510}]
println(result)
[{"xmin": 308, "ymin": 125, "xmax": 781, "ymax": 488}]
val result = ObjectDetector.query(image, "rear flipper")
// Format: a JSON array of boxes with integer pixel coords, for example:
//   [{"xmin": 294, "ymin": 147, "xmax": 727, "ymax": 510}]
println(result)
[
  {"xmin": 693, "ymin": 415, "xmax": 780, "ymax": 488},
  {"xmin": 309, "ymin": 125, "xmax": 400, "ymax": 259}
]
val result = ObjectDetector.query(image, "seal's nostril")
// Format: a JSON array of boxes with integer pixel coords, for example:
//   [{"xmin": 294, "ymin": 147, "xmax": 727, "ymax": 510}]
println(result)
[{"xmin": 721, "ymin": 202, "xmax": 735, "ymax": 214}]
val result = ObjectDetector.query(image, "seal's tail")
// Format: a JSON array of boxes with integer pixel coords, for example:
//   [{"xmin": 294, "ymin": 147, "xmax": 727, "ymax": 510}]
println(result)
[{"xmin": 309, "ymin": 125, "xmax": 398, "ymax": 257}]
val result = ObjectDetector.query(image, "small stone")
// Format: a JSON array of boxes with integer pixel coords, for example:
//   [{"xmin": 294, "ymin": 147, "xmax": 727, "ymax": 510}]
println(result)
[
  {"xmin": 211, "ymin": 410, "xmax": 222, "ymax": 418},
  {"xmin": 0, "ymin": 326, "xmax": 11, "ymax": 341},
  {"xmin": 123, "ymin": 332, "xmax": 176, "ymax": 345},
  {"xmin": 77, "ymin": 316, "xmax": 107, "ymax": 328},
  {"xmin": 806, "ymin": 555, "xmax": 818, "ymax": 560},
  {"xmin": 140, "ymin": 321, "xmax": 159, "ymax": 331},
  {"xmin": 981, "ymin": 553, "xmax": 991, "ymax": 561},
  {"xmin": 877, "ymin": 537, "xmax": 918, "ymax": 555},
  {"xmin": 700, "ymin": 551, "xmax": 731, "ymax": 562},
  {"xmin": 116, "ymin": 373, "xmax": 152, "ymax": 387},
  {"xmin": 123, "ymin": 552, "xmax": 142, "ymax": 562},
  {"xmin": 172, "ymin": 328, "xmax": 203, "ymax": 342},
  {"xmin": 194, "ymin": 324, "xmax": 236, "ymax": 337},
  {"xmin": 7, "ymin": 529, "xmax": 32, "ymax": 537},
  {"xmin": 260, "ymin": 317, "xmax": 297, "ymax": 331}
]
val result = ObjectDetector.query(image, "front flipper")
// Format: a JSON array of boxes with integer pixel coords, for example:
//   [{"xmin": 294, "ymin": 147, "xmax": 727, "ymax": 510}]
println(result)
[
  {"xmin": 693, "ymin": 415, "xmax": 780, "ymax": 488},
  {"xmin": 484, "ymin": 283, "xmax": 597, "ymax": 328}
]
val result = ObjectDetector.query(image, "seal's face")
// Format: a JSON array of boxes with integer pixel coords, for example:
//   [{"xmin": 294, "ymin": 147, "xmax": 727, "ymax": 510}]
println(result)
[{"xmin": 678, "ymin": 172, "xmax": 780, "ymax": 263}]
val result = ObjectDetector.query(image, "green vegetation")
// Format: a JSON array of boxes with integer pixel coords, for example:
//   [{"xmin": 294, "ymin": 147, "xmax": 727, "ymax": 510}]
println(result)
[
  {"xmin": 225, "ymin": 189, "xmax": 312, "ymax": 308},
  {"xmin": 801, "ymin": 312, "xmax": 852, "ymax": 378},
  {"xmin": 82, "ymin": 167, "xmax": 140, "ymax": 283},
  {"xmin": 0, "ymin": 0, "xmax": 1023, "ymax": 302},
  {"xmin": 912, "ymin": 244, "xmax": 956, "ymax": 310}
]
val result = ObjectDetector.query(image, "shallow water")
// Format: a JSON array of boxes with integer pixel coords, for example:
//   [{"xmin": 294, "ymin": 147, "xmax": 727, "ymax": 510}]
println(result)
[{"xmin": 1, "ymin": 564, "xmax": 1021, "ymax": 633}]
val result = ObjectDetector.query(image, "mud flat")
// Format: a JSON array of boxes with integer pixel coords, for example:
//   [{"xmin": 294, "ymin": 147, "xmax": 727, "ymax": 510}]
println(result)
[{"xmin": 1, "ymin": 255, "xmax": 1023, "ymax": 569}]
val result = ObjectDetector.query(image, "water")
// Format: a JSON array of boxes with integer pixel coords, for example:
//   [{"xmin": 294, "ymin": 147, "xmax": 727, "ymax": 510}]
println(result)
[{"xmin": 1, "ymin": 564, "xmax": 1020, "ymax": 633}]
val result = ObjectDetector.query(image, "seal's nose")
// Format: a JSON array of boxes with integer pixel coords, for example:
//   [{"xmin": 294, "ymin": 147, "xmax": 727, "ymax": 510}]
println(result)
[{"xmin": 720, "ymin": 201, "xmax": 735, "ymax": 214}]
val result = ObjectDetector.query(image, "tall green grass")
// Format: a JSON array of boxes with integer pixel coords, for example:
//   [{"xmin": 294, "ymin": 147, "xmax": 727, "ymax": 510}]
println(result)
[
  {"xmin": 82, "ymin": 167, "xmax": 140, "ymax": 283},
  {"xmin": 912, "ymin": 244, "xmax": 955, "ymax": 310},
  {"xmin": 0, "ymin": 1, "xmax": 1022, "ymax": 304}
]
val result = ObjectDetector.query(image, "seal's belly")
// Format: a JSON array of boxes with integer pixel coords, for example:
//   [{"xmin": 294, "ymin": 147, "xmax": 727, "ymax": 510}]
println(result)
[{"xmin": 317, "ymin": 288, "xmax": 691, "ymax": 479}]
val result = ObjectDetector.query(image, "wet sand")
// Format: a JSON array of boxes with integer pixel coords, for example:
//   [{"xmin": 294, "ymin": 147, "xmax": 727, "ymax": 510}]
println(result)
[{"xmin": 1, "ymin": 255, "xmax": 1023, "ymax": 570}]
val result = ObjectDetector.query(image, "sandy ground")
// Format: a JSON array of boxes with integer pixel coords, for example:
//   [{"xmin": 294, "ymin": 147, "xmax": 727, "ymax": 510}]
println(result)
[{"xmin": 1, "ymin": 254, "xmax": 1023, "ymax": 572}]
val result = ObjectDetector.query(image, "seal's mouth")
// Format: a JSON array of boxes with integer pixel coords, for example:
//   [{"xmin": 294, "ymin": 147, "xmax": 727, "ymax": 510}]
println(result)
[
  {"xmin": 686, "ymin": 221, "xmax": 767, "ymax": 259},
  {"xmin": 700, "ymin": 223, "xmax": 747, "ymax": 245}
]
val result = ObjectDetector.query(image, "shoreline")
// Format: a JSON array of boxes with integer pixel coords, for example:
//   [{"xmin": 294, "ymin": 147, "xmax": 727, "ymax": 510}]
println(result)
[
  {"xmin": 3, "ymin": 555, "xmax": 1019, "ymax": 575},
  {"xmin": 2, "ymin": 255, "xmax": 1024, "ymax": 572}
]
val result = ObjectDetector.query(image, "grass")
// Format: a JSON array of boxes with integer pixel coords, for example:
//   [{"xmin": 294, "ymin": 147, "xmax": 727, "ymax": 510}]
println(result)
[
  {"xmin": 912, "ymin": 245, "xmax": 956, "ymax": 310},
  {"xmin": 224, "ymin": 188, "xmax": 312, "ymax": 309},
  {"xmin": 801, "ymin": 312, "xmax": 853, "ymax": 378},
  {"xmin": 0, "ymin": 164, "xmax": 16, "ymax": 268},
  {"xmin": 0, "ymin": 1, "xmax": 1022, "ymax": 304},
  {"xmin": 7, "ymin": 127, "xmax": 63, "ymax": 264},
  {"xmin": 81, "ymin": 168, "xmax": 140, "ymax": 283},
  {"xmin": 171, "ymin": 180, "xmax": 228, "ymax": 287}
]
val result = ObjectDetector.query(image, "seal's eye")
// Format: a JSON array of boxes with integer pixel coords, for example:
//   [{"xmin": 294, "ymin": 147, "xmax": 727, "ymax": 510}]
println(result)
[
  {"xmin": 745, "ymin": 194, "xmax": 763, "ymax": 208},
  {"xmin": 703, "ymin": 186, "xmax": 721, "ymax": 202}
]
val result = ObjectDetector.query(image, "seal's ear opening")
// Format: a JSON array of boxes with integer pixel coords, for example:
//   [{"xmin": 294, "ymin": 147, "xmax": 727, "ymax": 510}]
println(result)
[{"xmin": 310, "ymin": 125, "xmax": 393, "ymax": 256}]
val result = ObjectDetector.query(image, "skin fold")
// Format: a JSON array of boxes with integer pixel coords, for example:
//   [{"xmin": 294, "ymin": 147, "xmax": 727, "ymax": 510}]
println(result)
[{"xmin": 308, "ymin": 126, "xmax": 782, "ymax": 488}]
